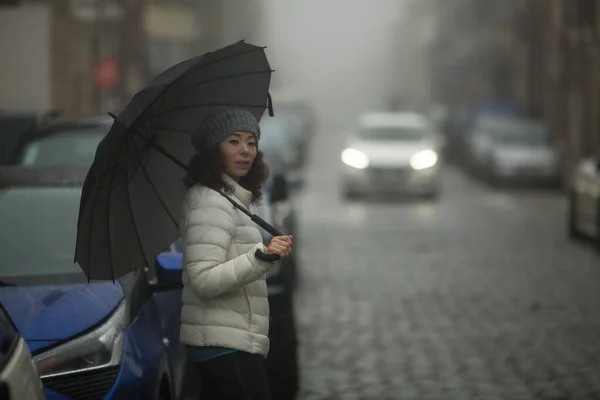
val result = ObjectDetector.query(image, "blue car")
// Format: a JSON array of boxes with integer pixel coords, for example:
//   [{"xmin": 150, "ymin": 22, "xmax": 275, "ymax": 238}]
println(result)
[
  {"xmin": 1, "ymin": 114, "xmax": 301, "ymax": 399},
  {"xmin": 0, "ymin": 165, "xmax": 187, "ymax": 400}
]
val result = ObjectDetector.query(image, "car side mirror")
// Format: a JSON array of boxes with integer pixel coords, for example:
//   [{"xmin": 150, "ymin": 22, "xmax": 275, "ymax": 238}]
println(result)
[
  {"xmin": 269, "ymin": 174, "xmax": 289, "ymax": 203},
  {"xmin": 152, "ymin": 252, "xmax": 183, "ymax": 291}
]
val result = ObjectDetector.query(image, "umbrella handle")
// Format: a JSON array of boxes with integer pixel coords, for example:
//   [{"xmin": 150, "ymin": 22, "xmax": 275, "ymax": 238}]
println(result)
[
  {"xmin": 255, "ymin": 250, "xmax": 280, "ymax": 262},
  {"xmin": 250, "ymin": 214, "xmax": 283, "ymax": 237}
]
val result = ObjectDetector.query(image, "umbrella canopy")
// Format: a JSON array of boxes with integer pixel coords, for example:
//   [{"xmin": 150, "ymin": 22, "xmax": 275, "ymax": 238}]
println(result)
[{"xmin": 75, "ymin": 40, "xmax": 279, "ymax": 281}]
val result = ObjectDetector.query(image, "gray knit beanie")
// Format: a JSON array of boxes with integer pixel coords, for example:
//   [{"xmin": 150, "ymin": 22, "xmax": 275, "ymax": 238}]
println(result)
[{"xmin": 192, "ymin": 108, "xmax": 261, "ymax": 151}]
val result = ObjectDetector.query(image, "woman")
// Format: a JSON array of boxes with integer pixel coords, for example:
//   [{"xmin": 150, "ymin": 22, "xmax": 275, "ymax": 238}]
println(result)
[{"xmin": 180, "ymin": 107, "xmax": 293, "ymax": 399}]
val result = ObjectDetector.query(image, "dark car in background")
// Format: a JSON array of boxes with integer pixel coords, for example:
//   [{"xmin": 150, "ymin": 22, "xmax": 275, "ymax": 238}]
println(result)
[
  {"xmin": 271, "ymin": 89, "xmax": 317, "ymax": 151},
  {"xmin": 6, "ymin": 115, "xmax": 112, "ymax": 167},
  {"xmin": 445, "ymin": 100, "xmax": 523, "ymax": 165},
  {"xmin": 260, "ymin": 116, "xmax": 310, "ymax": 190},
  {"xmin": 464, "ymin": 115, "xmax": 561, "ymax": 186},
  {"xmin": 268, "ymin": 89, "xmax": 317, "ymax": 186},
  {"xmin": 0, "ymin": 109, "xmax": 62, "ymax": 165}
]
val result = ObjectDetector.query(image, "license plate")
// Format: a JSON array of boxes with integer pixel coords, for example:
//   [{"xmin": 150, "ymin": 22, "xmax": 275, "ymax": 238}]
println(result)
[{"xmin": 371, "ymin": 168, "xmax": 406, "ymax": 181}]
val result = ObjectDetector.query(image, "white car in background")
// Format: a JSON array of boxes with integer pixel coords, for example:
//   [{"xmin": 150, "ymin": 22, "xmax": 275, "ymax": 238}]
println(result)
[
  {"xmin": 466, "ymin": 116, "xmax": 561, "ymax": 185},
  {"xmin": 340, "ymin": 112, "xmax": 443, "ymax": 199},
  {"xmin": 568, "ymin": 154, "xmax": 600, "ymax": 243}
]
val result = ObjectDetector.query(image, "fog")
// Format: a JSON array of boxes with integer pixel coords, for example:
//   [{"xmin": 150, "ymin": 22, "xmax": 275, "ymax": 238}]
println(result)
[{"xmin": 257, "ymin": 0, "xmax": 403, "ymax": 129}]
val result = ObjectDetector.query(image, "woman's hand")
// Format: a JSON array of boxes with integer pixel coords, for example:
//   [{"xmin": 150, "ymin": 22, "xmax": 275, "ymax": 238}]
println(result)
[{"xmin": 266, "ymin": 235, "xmax": 293, "ymax": 259}]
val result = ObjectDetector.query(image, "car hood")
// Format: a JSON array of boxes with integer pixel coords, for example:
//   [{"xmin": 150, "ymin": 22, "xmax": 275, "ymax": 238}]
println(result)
[
  {"xmin": 348, "ymin": 140, "xmax": 435, "ymax": 167},
  {"xmin": 493, "ymin": 145, "xmax": 556, "ymax": 165},
  {"xmin": 0, "ymin": 282, "xmax": 123, "ymax": 353}
]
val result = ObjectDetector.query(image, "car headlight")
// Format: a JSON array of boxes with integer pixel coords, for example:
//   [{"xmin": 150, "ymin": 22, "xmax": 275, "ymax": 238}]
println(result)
[
  {"xmin": 341, "ymin": 148, "xmax": 369, "ymax": 169},
  {"xmin": 410, "ymin": 150, "xmax": 438, "ymax": 170},
  {"xmin": 33, "ymin": 300, "xmax": 127, "ymax": 378}
]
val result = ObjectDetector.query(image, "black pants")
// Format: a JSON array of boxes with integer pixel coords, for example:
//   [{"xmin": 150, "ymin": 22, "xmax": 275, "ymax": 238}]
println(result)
[{"xmin": 195, "ymin": 351, "xmax": 271, "ymax": 400}]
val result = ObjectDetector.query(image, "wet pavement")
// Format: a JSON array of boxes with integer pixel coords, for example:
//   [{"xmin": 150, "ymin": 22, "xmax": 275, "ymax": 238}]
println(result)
[{"xmin": 292, "ymin": 129, "xmax": 600, "ymax": 400}]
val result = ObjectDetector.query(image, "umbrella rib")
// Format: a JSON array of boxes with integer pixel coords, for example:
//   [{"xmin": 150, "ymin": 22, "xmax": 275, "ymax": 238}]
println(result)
[
  {"xmin": 138, "ymin": 69, "xmax": 272, "ymax": 126},
  {"xmin": 183, "ymin": 69, "xmax": 274, "ymax": 93},
  {"xmin": 160, "ymin": 45, "xmax": 269, "ymax": 104},
  {"xmin": 130, "ymin": 133, "xmax": 181, "ymax": 231},
  {"xmin": 139, "ymin": 126, "xmax": 190, "ymax": 142},
  {"xmin": 124, "ymin": 134, "xmax": 149, "ymax": 266},
  {"xmin": 85, "ymin": 179, "xmax": 101, "ymax": 282},
  {"xmin": 143, "ymin": 45, "xmax": 271, "ymax": 126},
  {"xmin": 147, "ymin": 80, "xmax": 176, "ymax": 135},
  {"xmin": 105, "ymin": 167, "xmax": 116, "ymax": 283},
  {"xmin": 197, "ymin": 44, "xmax": 268, "ymax": 71},
  {"xmin": 139, "ymin": 102, "xmax": 268, "ymax": 126}
]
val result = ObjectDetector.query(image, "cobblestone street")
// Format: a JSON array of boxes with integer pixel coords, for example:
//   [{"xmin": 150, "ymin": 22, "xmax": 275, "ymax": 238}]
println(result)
[{"xmin": 293, "ymin": 131, "xmax": 600, "ymax": 400}]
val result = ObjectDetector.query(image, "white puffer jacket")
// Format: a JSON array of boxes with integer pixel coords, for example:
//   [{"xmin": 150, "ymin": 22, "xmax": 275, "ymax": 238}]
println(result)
[{"xmin": 179, "ymin": 175, "xmax": 276, "ymax": 357}]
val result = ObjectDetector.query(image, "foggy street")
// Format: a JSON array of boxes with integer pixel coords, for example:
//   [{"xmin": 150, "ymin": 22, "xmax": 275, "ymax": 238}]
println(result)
[
  {"xmin": 4, "ymin": 1, "xmax": 600, "ymax": 399},
  {"xmin": 293, "ymin": 127, "xmax": 600, "ymax": 400}
]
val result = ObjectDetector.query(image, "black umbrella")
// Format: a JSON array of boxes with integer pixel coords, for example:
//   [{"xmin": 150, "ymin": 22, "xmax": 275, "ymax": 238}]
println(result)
[{"xmin": 75, "ymin": 40, "xmax": 282, "ymax": 281}]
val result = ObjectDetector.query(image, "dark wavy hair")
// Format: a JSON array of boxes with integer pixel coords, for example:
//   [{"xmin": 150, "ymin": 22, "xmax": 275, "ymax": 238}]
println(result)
[{"xmin": 183, "ymin": 146, "xmax": 269, "ymax": 204}]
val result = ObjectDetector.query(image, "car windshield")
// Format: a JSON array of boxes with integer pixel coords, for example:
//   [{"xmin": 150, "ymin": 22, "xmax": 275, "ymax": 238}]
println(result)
[
  {"xmin": 357, "ymin": 125, "xmax": 427, "ymax": 142},
  {"xmin": 488, "ymin": 123, "xmax": 549, "ymax": 146},
  {"xmin": 1, "ymin": 116, "xmax": 36, "ymax": 163},
  {"xmin": 19, "ymin": 130, "xmax": 105, "ymax": 167},
  {"xmin": 0, "ymin": 185, "xmax": 88, "ymax": 284},
  {"xmin": 259, "ymin": 119, "xmax": 290, "ymax": 149}
]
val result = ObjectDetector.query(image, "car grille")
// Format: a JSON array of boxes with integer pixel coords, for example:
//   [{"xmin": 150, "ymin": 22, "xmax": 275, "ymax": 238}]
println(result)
[
  {"xmin": 368, "ymin": 166, "xmax": 411, "ymax": 181},
  {"xmin": 43, "ymin": 365, "xmax": 120, "ymax": 400}
]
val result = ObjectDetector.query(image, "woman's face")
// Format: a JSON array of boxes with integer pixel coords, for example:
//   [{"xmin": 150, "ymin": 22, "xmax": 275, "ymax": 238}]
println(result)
[{"xmin": 219, "ymin": 131, "xmax": 257, "ymax": 180}]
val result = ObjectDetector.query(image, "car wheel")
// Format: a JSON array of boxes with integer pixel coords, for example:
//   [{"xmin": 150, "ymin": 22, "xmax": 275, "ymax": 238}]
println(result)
[
  {"xmin": 158, "ymin": 376, "xmax": 173, "ymax": 400},
  {"xmin": 267, "ymin": 338, "xmax": 299, "ymax": 400},
  {"xmin": 265, "ymin": 299, "xmax": 299, "ymax": 400},
  {"xmin": 280, "ymin": 252, "xmax": 297, "ymax": 292},
  {"xmin": 569, "ymin": 190, "xmax": 585, "ymax": 240}
]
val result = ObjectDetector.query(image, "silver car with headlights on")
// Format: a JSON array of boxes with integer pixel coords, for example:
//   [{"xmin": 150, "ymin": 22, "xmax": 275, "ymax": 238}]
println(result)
[{"xmin": 340, "ymin": 112, "xmax": 443, "ymax": 199}]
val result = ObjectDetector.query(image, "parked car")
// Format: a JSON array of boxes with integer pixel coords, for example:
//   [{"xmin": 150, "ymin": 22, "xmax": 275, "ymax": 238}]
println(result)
[
  {"xmin": 449, "ymin": 101, "xmax": 522, "ymax": 165},
  {"xmin": 465, "ymin": 116, "xmax": 561, "ymax": 186},
  {"xmin": 0, "ymin": 109, "xmax": 62, "ymax": 165},
  {"xmin": 568, "ymin": 154, "xmax": 600, "ymax": 243},
  {"xmin": 270, "ymin": 88, "xmax": 317, "ymax": 163},
  {"xmin": 0, "ymin": 303, "xmax": 46, "ymax": 400},
  {"xmin": 6, "ymin": 114, "xmax": 301, "ymax": 399},
  {"xmin": 340, "ymin": 111, "xmax": 443, "ymax": 199},
  {"xmin": 260, "ymin": 116, "xmax": 307, "ymax": 190},
  {"xmin": 257, "ymin": 173, "xmax": 300, "ymax": 291},
  {"xmin": 0, "ymin": 165, "xmax": 187, "ymax": 400},
  {"xmin": 7, "ymin": 115, "xmax": 111, "ymax": 167}
]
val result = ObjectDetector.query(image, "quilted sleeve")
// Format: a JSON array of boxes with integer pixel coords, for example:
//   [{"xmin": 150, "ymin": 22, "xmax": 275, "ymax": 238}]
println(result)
[{"xmin": 182, "ymin": 190, "xmax": 274, "ymax": 299}]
